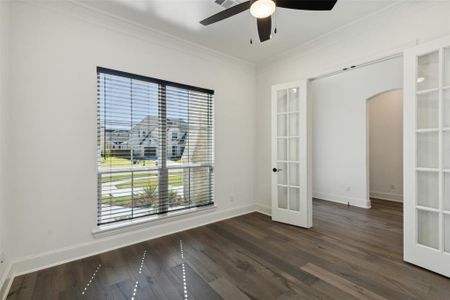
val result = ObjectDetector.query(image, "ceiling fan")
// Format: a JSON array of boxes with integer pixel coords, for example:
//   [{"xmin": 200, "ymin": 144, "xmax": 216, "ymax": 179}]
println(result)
[{"xmin": 200, "ymin": 0, "xmax": 337, "ymax": 43}]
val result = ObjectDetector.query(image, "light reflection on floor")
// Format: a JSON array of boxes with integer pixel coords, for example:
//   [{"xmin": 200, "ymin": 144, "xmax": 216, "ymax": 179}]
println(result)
[
  {"xmin": 81, "ymin": 264, "xmax": 102, "ymax": 296},
  {"xmin": 180, "ymin": 239, "xmax": 188, "ymax": 300},
  {"xmin": 79, "ymin": 244, "xmax": 190, "ymax": 299},
  {"xmin": 131, "ymin": 250, "xmax": 147, "ymax": 300}
]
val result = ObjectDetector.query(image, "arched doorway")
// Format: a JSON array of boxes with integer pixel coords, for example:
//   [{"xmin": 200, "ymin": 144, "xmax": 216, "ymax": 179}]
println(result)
[{"xmin": 367, "ymin": 89, "xmax": 403, "ymax": 207}]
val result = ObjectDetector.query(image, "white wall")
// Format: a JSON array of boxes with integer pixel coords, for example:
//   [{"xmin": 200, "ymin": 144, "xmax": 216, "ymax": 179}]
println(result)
[
  {"xmin": 0, "ymin": 0, "xmax": 11, "ymax": 288},
  {"xmin": 255, "ymin": 0, "xmax": 450, "ymax": 211},
  {"xmin": 310, "ymin": 58, "xmax": 402, "ymax": 207},
  {"xmin": 7, "ymin": 1, "xmax": 256, "ymax": 275},
  {"xmin": 369, "ymin": 89, "xmax": 403, "ymax": 202}
]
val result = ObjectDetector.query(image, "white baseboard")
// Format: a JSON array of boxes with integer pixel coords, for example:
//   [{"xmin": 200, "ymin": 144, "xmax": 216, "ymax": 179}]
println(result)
[
  {"xmin": 254, "ymin": 194, "xmax": 371, "ymax": 217},
  {"xmin": 370, "ymin": 191, "xmax": 403, "ymax": 203},
  {"xmin": 255, "ymin": 203, "xmax": 271, "ymax": 216},
  {"xmin": 0, "ymin": 261, "xmax": 12, "ymax": 300},
  {"xmin": 313, "ymin": 192, "xmax": 371, "ymax": 208},
  {"xmin": 7, "ymin": 203, "xmax": 256, "ymax": 285}
]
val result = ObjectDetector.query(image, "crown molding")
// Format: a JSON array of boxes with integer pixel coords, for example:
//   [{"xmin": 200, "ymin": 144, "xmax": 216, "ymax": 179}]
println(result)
[
  {"xmin": 256, "ymin": 0, "xmax": 423, "ymax": 71},
  {"xmin": 14, "ymin": 0, "xmax": 256, "ymax": 70}
]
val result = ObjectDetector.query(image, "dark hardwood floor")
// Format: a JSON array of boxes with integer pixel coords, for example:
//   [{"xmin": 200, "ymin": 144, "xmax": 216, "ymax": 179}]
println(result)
[{"xmin": 7, "ymin": 199, "xmax": 450, "ymax": 299}]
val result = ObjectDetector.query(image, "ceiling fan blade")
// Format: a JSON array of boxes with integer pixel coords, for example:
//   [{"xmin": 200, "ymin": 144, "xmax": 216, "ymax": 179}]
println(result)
[
  {"xmin": 276, "ymin": 0, "xmax": 337, "ymax": 11},
  {"xmin": 200, "ymin": 1, "xmax": 251, "ymax": 26},
  {"xmin": 257, "ymin": 16, "xmax": 272, "ymax": 42}
]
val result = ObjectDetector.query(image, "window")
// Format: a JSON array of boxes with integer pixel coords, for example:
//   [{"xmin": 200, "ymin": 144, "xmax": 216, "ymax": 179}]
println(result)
[
  {"xmin": 97, "ymin": 67, "xmax": 214, "ymax": 226},
  {"xmin": 172, "ymin": 132, "xmax": 178, "ymax": 141},
  {"xmin": 144, "ymin": 146, "xmax": 157, "ymax": 157}
]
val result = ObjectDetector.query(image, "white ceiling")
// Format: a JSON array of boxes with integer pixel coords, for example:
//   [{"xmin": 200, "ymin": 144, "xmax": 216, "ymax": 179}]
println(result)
[{"xmin": 76, "ymin": 0, "xmax": 397, "ymax": 63}]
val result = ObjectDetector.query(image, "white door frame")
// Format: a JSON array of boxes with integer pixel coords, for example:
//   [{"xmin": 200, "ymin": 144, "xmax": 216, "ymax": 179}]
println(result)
[{"xmin": 310, "ymin": 52, "xmax": 405, "ymax": 210}]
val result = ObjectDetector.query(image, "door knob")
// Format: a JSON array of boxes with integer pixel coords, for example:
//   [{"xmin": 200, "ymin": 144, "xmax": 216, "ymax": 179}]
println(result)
[{"xmin": 273, "ymin": 168, "xmax": 282, "ymax": 173}]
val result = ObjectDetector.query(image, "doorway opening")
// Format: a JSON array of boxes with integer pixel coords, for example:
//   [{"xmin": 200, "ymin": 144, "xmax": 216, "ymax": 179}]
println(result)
[
  {"xmin": 310, "ymin": 55, "xmax": 403, "ymax": 210},
  {"xmin": 367, "ymin": 89, "xmax": 404, "ymax": 207}
]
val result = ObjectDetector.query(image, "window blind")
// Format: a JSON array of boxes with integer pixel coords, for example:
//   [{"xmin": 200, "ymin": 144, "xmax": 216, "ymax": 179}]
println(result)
[{"xmin": 97, "ymin": 67, "xmax": 214, "ymax": 225}]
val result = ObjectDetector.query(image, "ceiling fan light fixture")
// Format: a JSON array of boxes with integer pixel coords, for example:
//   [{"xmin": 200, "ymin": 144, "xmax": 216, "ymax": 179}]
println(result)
[{"xmin": 250, "ymin": 0, "xmax": 276, "ymax": 19}]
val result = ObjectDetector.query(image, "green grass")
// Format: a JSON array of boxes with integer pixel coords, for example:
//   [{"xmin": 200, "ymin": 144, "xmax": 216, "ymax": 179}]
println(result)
[
  {"xmin": 115, "ymin": 173, "xmax": 183, "ymax": 189},
  {"xmin": 101, "ymin": 172, "xmax": 155, "ymax": 184},
  {"xmin": 100, "ymin": 157, "xmax": 156, "ymax": 168},
  {"xmin": 101, "ymin": 195, "xmax": 131, "ymax": 205}
]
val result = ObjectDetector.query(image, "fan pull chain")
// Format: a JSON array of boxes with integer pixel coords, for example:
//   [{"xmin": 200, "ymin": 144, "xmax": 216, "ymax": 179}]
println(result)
[
  {"xmin": 249, "ymin": 11, "xmax": 254, "ymax": 45},
  {"xmin": 274, "ymin": 10, "xmax": 278, "ymax": 35}
]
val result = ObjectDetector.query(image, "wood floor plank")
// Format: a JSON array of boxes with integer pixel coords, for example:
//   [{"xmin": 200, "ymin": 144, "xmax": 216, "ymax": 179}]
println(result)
[
  {"xmin": 301, "ymin": 263, "xmax": 388, "ymax": 300},
  {"xmin": 209, "ymin": 277, "xmax": 251, "ymax": 300}
]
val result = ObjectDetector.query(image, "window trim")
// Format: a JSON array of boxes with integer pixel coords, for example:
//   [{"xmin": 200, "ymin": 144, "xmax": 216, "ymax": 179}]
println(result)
[{"xmin": 97, "ymin": 66, "xmax": 215, "ymax": 227}]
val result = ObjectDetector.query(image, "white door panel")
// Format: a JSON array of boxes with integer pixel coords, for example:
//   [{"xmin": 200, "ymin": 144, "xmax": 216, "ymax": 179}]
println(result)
[
  {"xmin": 404, "ymin": 35, "xmax": 450, "ymax": 277},
  {"xmin": 271, "ymin": 80, "xmax": 312, "ymax": 228}
]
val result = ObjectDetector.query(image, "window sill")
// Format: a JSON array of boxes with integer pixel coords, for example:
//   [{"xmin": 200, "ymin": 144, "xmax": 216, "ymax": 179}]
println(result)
[{"xmin": 92, "ymin": 204, "xmax": 217, "ymax": 238}]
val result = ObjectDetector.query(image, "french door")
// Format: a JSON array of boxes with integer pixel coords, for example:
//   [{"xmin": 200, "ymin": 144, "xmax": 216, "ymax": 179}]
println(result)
[
  {"xmin": 404, "ymin": 35, "xmax": 450, "ymax": 277},
  {"xmin": 271, "ymin": 80, "xmax": 312, "ymax": 228}
]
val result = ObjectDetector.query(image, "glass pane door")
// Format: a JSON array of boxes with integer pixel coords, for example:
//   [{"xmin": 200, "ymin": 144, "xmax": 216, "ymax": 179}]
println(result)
[
  {"xmin": 404, "ymin": 35, "xmax": 450, "ymax": 278},
  {"xmin": 415, "ymin": 48, "xmax": 450, "ymax": 252},
  {"xmin": 272, "ymin": 80, "xmax": 311, "ymax": 228},
  {"xmin": 276, "ymin": 88, "xmax": 300, "ymax": 212}
]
